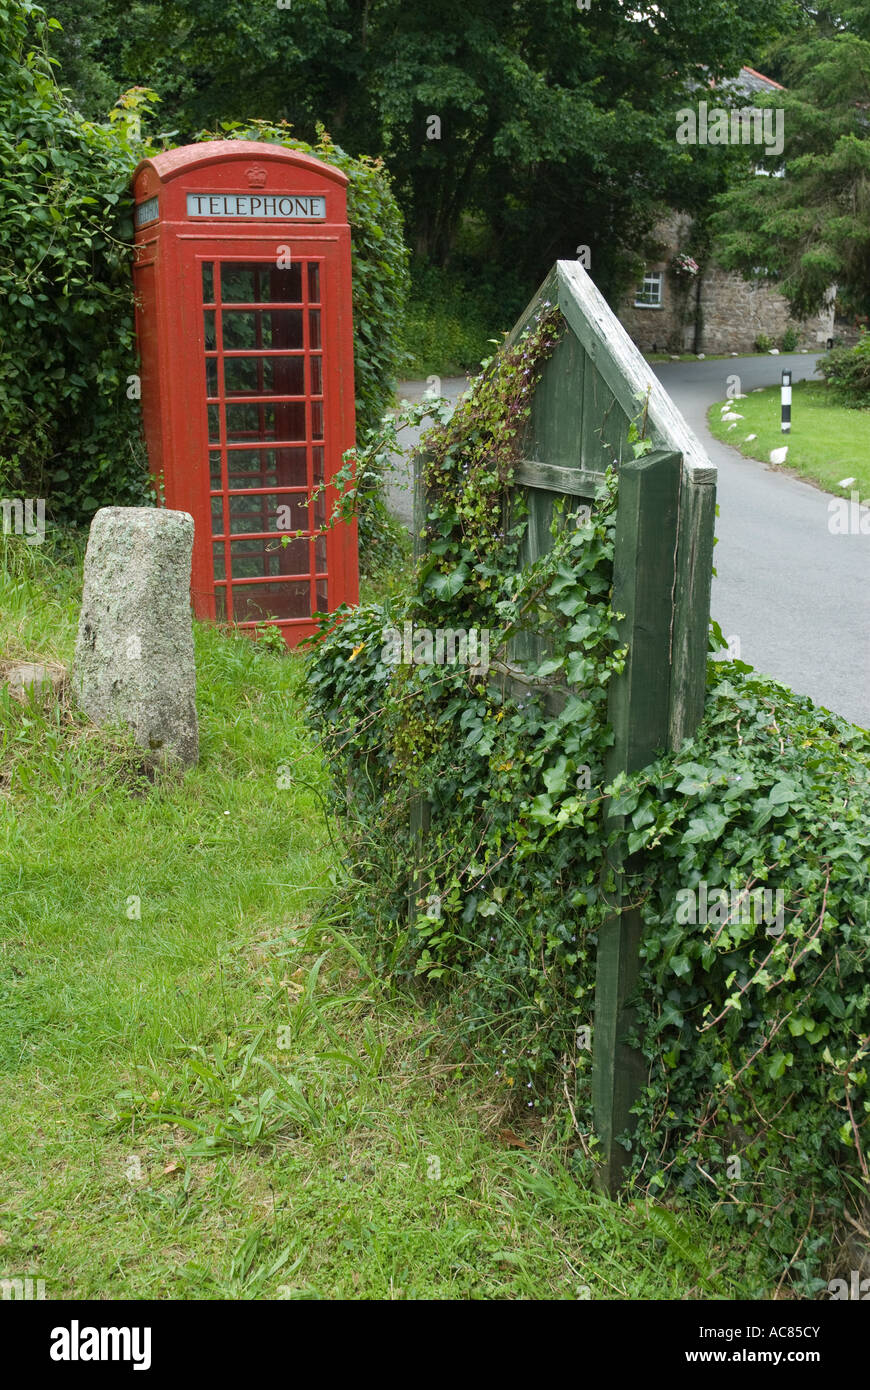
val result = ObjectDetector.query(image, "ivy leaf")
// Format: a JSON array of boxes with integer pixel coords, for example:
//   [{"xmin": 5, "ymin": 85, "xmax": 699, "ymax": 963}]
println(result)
[
  {"xmin": 428, "ymin": 564, "xmax": 469, "ymax": 599},
  {"xmin": 543, "ymin": 757, "xmax": 569, "ymax": 795},
  {"xmin": 682, "ymin": 809, "xmax": 729, "ymax": 843},
  {"xmin": 769, "ymin": 780, "xmax": 799, "ymax": 807},
  {"xmin": 767, "ymin": 1052, "xmax": 793, "ymax": 1080}
]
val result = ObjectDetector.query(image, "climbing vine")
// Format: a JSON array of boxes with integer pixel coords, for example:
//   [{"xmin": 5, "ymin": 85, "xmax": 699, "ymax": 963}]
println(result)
[{"xmin": 307, "ymin": 306, "xmax": 870, "ymax": 1296}]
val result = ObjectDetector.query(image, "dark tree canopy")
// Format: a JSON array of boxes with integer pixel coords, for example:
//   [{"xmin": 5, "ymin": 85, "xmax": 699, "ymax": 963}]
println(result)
[
  {"xmin": 712, "ymin": 15, "xmax": 870, "ymax": 319},
  {"xmin": 44, "ymin": 0, "xmax": 806, "ymax": 299}
]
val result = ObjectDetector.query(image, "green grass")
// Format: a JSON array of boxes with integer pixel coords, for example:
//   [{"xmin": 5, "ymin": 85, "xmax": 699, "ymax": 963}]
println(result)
[
  {"xmin": 646, "ymin": 351, "xmax": 777, "ymax": 363},
  {"xmin": 0, "ymin": 536, "xmax": 765, "ymax": 1299},
  {"xmin": 707, "ymin": 380, "xmax": 870, "ymax": 496}
]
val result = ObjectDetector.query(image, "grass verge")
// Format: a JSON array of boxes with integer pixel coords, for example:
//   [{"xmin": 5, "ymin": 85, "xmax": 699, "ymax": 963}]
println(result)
[
  {"xmin": 707, "ymin": 381, "xmax": 870, "ymax": 496},
  {"xmin": 0, "ymin": 536, "xmax": 765, "ymax": 1299}
]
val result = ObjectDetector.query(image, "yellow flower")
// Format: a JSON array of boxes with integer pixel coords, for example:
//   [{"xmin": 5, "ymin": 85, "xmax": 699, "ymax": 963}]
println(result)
[{"xmin": 349, "ymin": 642, "xmax": 366, "ymax": 662}]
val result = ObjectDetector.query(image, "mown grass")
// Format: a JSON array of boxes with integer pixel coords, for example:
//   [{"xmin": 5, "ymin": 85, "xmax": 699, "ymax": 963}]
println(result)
[
  {"xmin": 0, "ymin": 533, "xmax": 766, "ymax": 1299},
  {"xmin": 707, "ymin": 380, "xmax": 870, "ymax": 496}
]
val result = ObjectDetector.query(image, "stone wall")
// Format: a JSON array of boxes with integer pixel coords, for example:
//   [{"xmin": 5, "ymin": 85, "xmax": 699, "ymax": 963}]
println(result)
[
  {"xmin": 697, "ymin": 267, "xmax": 833, "ymax": 354},
  {"xmin": 616, "ymin": 215, "xmax": 835, "ymax": 355}
]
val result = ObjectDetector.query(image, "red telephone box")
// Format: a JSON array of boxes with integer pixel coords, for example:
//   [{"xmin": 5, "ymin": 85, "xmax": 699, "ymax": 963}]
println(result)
[{"xmin": 131, "ymin": 140, "xmax": 359, "ymax": 645}]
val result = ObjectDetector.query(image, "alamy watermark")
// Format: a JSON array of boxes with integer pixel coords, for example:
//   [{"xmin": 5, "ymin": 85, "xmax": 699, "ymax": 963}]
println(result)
[
  {"xmin": 827, "ymin": 1270, "xmax": 870, "ymax": 1300},
  {"xmin": 676, "ymin": 102, "xmax": 784, "ymax": 160},
  {"xmin": 1, "ymin": 497, "xmax": 45, "ymax": 545},
  {"xmin": 828, "ymin": 490, "xmax": 870, "ymax": 535},
  {"xmin": 381, "ymin": 622, "xmax": 490, "ymax": 674},
  {"xmin": 1, "ymin": 1276, "xmax": 46, "ymax": 1300},
  {"xmin": 676, "ymin": 880, "xmax": 785, "ymax": 937}
]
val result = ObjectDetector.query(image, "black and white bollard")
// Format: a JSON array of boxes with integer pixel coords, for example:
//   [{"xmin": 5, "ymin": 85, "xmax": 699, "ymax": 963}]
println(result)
[{"xmin": 781, "ymin": 370, "xmax": 792, "ymax": 433}]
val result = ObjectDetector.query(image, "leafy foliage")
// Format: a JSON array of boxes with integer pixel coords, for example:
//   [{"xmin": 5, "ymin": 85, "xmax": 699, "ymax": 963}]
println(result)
[
  {"xmin": 308, "ymin": 309, "xmax": 870, "ymax": 1293},
  {"xmin": 308, "ymin": 307, "xmax": 626, "ymax": 1137},
  {"xmin": 712, "ymin": 25, "xmax": 870, "ymax": 319},
  {"xmin": 619, "ymin": 670, "xmax": 870, "ymax": 1293},
  {"xmin": 0, "ymin": 3, "xmax": 153, "ymax": 521},
  {"xmin": 818, "ymin": 331, "xmax": 870, "ymax": 406},
  {"xmin": 43, "ymin": 0, "xmax": 803, "ymax": 300}
]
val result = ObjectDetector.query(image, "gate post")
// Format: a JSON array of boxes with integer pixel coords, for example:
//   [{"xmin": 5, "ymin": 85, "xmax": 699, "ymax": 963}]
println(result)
[{"xmin": 592, "ymin": 448, "xmax": 681, "ymax": 1192}]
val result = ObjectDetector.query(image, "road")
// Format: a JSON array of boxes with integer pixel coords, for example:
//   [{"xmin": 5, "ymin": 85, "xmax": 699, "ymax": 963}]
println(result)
[{"xmin": 386, "ymin": 354, "xmax": 869, "ymax": 728}]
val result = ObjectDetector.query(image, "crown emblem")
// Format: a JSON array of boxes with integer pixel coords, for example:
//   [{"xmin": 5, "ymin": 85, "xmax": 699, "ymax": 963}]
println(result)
[{"xmin": 245, "ymin": 164, "xmax": 267, "ymax": 188}]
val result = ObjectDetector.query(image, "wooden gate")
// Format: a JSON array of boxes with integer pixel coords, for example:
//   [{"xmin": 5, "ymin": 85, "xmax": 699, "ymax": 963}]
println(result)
[{"xmin": 413, "ymin": 260, "xmax": 717, "ymax": 1190}]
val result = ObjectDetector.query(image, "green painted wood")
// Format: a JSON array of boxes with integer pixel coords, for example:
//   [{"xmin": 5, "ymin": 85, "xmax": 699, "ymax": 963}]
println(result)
[
  {"xmin": 514, "ymin": 460, "xmax": 605, "ymax": 497},
  {"xmin": 409, "ymin": 447, "xmax": 433, "ymax": 912},
  {"xmin": 412, "ymin": 447, "xmax": 430, "ymax": 563},
  {"xmin": 592, "ymin": 447, "xmax": 682, "ymax": 1193},
  {"xmin": 524, "ymin": 331, "xmax": 587, "ymax": 468},
  {"xmin": 581, "ymin": 366, "xmax": 630, "ymax": 475},
  {"xmin": 408, "ymin": 794, "xmax": 432, "ymax": 922},
  {"xmin": 669, "ymin": 470, "xmax": 717, "ymax": 749},
  {"xmin": 407, "ymin": 265, "xmax": 717, "ymax": 1197},
  {"xmin": 510, "ymin": 484, "xmax": 562, "ymax": 665}
]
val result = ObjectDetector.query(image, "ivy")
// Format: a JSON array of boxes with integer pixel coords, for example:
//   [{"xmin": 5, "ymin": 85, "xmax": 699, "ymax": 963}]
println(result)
[
  {"xmin": 308, "ymin": 304, "xmax": 870, "ymax": 1295},
  {"xmin": 620, "ymin": 670, "xmax": 870, "ymax": 1294}
]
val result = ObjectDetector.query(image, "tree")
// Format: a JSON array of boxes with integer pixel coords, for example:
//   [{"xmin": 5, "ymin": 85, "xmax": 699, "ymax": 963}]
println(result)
[
  {"xmin": 44, "ymin": 0, "xmax": 805, "ymax": 300},
  {"xmin": 712, "ymin": 17, "xmax": 870, "ymax": 318}
]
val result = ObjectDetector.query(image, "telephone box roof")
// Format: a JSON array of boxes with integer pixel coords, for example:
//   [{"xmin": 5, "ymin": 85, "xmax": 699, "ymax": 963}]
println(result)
[{"xmin": 133, "ymin": 140, "xmax": 349, "ymax": 188}]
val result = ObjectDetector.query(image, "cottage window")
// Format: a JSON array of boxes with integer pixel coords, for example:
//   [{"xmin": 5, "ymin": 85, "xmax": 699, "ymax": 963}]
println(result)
[{"xmin": 634, "ymin": 271, "xmax": 663, "ymax": 308}]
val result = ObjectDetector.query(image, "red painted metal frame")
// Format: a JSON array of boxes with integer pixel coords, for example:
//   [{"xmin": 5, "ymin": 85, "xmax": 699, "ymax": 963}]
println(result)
[{"xmin": 132, "ymin": 141, "xmax": 359, "ymax": 646}]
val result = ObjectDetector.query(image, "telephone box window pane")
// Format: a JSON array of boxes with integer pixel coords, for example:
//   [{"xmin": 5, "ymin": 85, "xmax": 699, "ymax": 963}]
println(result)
[
  {"xmin": 232, "ymin": 581, "xmax": 310, "ymax": 622},
  {"xmin": 204, "ymin": 310, "xmax": 216, "ymax": 350},
  {"xmin": 205, "ymin": 357, "xmax": 219, "ymax": 397},
  {"xmin": 226, "ymin": 446, "xmax": 307, "ymax": 489},
  {"xmin": 314, "ymin": 492, "xmax": 326, "ymax": 528},
  {"xmin": 315, "ymin": 580, "xmax": 328, "ymax": 612},
  {"xmin": 275, "ymin": 494, "xmax": 310, "ymax": 533},
  {"xmin": 211, "ymin": 495, "xmax": 225, "ymax": 533},
  {"xmin": 219, "ymin": 263, "xmax": 302, "ymax": 304},
  {"xmin": 311, "ymin": 400, "xmax": 324, "ymax": 439},
  {"xmin": 215, "ymin": 587, "xmax": 227, "ymax": 621},
  {"xmin": 315, "ymin": 534, "xmax": 326, "ymax": 571},
  {"xmin": 227, "ymin": 539, "xmax": 275, "ymax": 578},
  {"xmin": 202, "ymin": 263, "xmax": 215, "ymax": 303},
  {"xmin": 213, "ymin": 542, "xmax": 226, "ymax": 580},
  {"xmin": 230, "ymin": 554, "xmax": 267, "ymax": 581},
  {"xmin": 309, "ymin": 310, "xmax": 322, "ymax": 349},
  {"xmin": 224, "ymin": 356, "xmax": 305, "ymax": 397},
  {"xmin": 222, "ymin": 309, "xmax": 303, "ymax": 351},
  {"xmin": 227, "ymin": 492, "xmax": 307, "ymax": 534},
  {"xmin": 209, "ymin": 451, "xmax": 222, "ymax": 486},
  {"xmin": 310, "ymin": 357, "xmax": 322, "ymax": 395},
  {"xmin": 264, "ymin": 536, "xmax": 309, "ymax": 575},
  {"xmin": 227, "ymin": 495, "xmax": 271, "ymax": 534},
  {"xmin": 225, "ymin": 401, "xmax": 306, "ymax": 442},
  {"xmin": 308, "ymin": 264, "xmax": 320, "ymax": 302},
  {"xmin": 313, "ymin": 446, "xmax": 324, "ymax": 483},
  {"xmin": 207, "ymin": 404, "xmax": 221, "ymax": 442}
]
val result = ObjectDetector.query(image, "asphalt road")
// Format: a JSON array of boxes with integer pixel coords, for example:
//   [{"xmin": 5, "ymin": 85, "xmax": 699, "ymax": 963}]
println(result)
[{"xmin": 387, "ymin": 354, "xmax": 869, "ymax": 728}]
